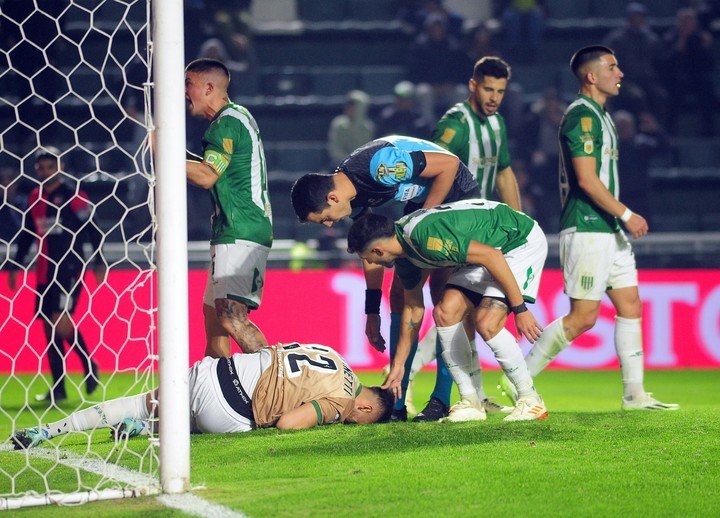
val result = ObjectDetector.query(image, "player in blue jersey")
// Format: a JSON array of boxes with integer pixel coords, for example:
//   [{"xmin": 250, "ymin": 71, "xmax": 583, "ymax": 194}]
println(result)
[{"xmin": 291, "ymin": 135, "xmax": 479, "ymax": 421}]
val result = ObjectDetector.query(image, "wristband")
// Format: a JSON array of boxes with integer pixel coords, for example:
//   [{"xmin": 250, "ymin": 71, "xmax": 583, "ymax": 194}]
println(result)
[
  {"xmin": 365, "ymin": 289, "xmax": 382, "ymax": 314},
  {"xmin": 510, "ymin": 302, "xmax": 528, "ymax": 315},
  {"xmin": 620, "ymin": 208, "xmax": 633, "ymax": 223}
]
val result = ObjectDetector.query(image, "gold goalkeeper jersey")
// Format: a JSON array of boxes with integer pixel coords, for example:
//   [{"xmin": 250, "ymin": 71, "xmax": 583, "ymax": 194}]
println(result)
[{"xmin": 251, "ymin": 343, "xmax": 361, "ymax": 428}]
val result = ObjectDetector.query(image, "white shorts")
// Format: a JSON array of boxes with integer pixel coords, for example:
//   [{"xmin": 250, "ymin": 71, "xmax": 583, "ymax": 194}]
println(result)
[
  {"xmin": 203, "ymin": 240, "xmax": 270, "ymax": 309},
  {"xmin": 446, "ymin": 222, "xmax": 548, "ymax": 303},
  {"xmin": 560, "ymin": 230, "xmax": 638, "ymax": 301},
  {"xmin": 187, "ymin": 349, "xmax": 271, "ymax": 433}
]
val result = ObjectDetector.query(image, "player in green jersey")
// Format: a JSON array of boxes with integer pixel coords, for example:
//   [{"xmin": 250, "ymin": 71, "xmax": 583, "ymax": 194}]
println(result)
[
  {"xmin": 348, "ymin": 199, "xmax": 549, "ymax": 422},
  {"xmin": 185, "ymin": 58, "xmax": 273, "ymax": 358},
  {"xmin": 408, "ymin": 57, "xmax": 523, "ymax": 421},
  {"xmin": 500, "ymin": 46, "xmax": 677, "ymax": 411}
]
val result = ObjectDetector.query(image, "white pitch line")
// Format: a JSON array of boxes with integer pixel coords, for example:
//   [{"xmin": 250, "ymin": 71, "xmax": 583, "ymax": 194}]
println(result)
[{"xmin": 1, "ymin": 443, "xmax": 245, "ymax": 516}]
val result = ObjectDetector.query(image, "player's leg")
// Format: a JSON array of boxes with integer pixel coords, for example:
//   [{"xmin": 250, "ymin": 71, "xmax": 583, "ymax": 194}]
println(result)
[
  {"xmin": 203, "ymin": 267, "xmax": 231, "ymax": 357},
  {"xmin": 11, "ymin": 390, "xmax": 154, "ymax": 449},
  {"xmin": 388, "ymin": 271, "xmax": 417, "ymax": 420},
  {"xmin": 414, "ymin": 270, "xmax": 454, "ymax": 421},
  {"xmin": 39, "ymin": 315, "xmax": 68, "ymax": 403},
  {"xmin": 210, "ymin": 242, "xmax": 269, "ymax": 354},
  {"xmin": 434, "ymin": 287, "xmax": 487, "ymax": 422},
  {"xmin": 607, "ymin": 286, "xmax": 679, "ymax": 410}
]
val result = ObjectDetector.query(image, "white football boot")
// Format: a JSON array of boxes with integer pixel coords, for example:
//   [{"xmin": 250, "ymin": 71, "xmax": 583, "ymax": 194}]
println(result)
[
  {"xmin": 503, "ymin": 395, "xmax": 548, "ymax": 422},
  {"xmin": 440, "ymin": 399, "xmax": 487, "ymax": 422},
  {"xmin": 482, "ymin": 398, "xmax": 513, "ymax": 414},
  {"xmin": 622, "ymin": 393, "xmax": 679, "ymax": 411}
]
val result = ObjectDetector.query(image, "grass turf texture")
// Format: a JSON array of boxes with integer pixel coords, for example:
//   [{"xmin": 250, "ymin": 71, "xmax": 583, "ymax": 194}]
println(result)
[{"xmin": 1, "ymin": 370, "xmax": 719, "ymax": 516}]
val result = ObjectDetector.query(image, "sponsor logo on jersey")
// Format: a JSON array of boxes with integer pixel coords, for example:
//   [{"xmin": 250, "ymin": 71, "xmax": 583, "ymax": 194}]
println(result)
[
  {"xmin": 223, "ymin": 138, "xmax": 233, "ymax": 154},
  {"xmin": 427, "ymin": 237, "xmax": 443, "ymax": 251},
  {"xmin": 580, "ymin": 117, "xmax": 593, "ymax": 132},
  {"xmin": 603, "ymin": 147, "xmax": 619, "ymax": 159},
  {"xmin": 478, "ymin": 156, "xmax": 498, "ymax": 167},
  {"xmin": 584, "ymin": 141, "xmax": 594, "ymax": 154},
  {"xmin": 397, "ymin": 184, "xmax": 421, "ymax": 201},
  {"xmin": 440, "ymin": 128, "xmax": 456, "ymax": 144}
]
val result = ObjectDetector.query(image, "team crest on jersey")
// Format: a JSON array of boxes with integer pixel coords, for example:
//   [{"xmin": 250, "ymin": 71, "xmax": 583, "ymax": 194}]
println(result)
[
  {"xmin": 440, "ymin": 128, "xmax": 456, "ymax": 144},
  {"xmin": 581, "ymin": 274, "xmax": 594, "ymax": 291},
  {"xmin": 377, "ymin": 161, "xmax": 408, "ymax": 180},
  {"xmin": 584, "ymin": 141, "xmax": 594, "ymax": 154},
  {"xmin": 223, "ymin": 138, "xmax": 233, "ymax": 154},
  {"xmin": 581, "ymin": 117, "xmax": 593, "ymax": 132}
]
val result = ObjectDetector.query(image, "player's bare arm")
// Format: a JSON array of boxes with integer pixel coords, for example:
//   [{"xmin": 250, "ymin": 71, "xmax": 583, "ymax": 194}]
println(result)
[
  {"xmin": 186, "ymin": 160, "xmax": 219, "ymax": 189},
  {"xmin": 495, "ymin": 166, "xmax": 522, "ymax": 211},
  {"xmin": 215, "ymin": 298, "xmax": 268, "ymax": 353},
  {"xmin": 572, "ymin": 156, "xmax": 648, "ymax": 239},
  {"xmin": 417, "ymin": 151, "xmax": 459, "ymax": 208},
  {"xmin": 362, "ymin": 259, "xmax": 386, "ymax": 352},
  {"xmin": 275, "ymin": 403, "xmax": 319, "ymax": 430},
  {"xmin": 382, "ymin": 283, "xmax": 425, "ymax": 399},
  {"xmin": 465, "ymin": 241, "xmax": 543, "ymax": 342}
]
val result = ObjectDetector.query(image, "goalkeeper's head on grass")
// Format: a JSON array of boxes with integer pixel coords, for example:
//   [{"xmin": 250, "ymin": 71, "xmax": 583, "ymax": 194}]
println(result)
[{"xmin": 11, "ymin": 344, "xmax": 395, "ymax": 449}]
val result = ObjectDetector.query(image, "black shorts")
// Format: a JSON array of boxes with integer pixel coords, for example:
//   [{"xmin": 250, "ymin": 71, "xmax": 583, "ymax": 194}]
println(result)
[{"xmin": 35, "ymin": 275, "xmax": 81, "ymax": 318}]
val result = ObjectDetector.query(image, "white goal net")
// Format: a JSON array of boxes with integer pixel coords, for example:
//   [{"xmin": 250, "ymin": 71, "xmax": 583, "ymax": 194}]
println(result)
[{"xmin": 0, "ymin": 0, "xmax": 177, "ymax": 509}]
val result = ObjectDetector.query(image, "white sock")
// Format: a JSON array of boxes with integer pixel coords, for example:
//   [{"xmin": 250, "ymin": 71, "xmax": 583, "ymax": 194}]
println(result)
[
  {"xmin": 615, "ymin": 316, "xmax": 645, "ymax": 398},
  {"xmin": 437, "ymin": 322, "xmax": 478, "ymax": 402},
  {"xmin": 410, "ymin": 326, "xmax": 438, "ymax": 380},
  {"xmin": 469, "ymin": 341, "xmax": 486, "ymax": 400},
  {"xmin": 44, "ymin": 393, "xmax": 150, "ymax": 438},
  {"xmin": 485, "ymin": 328, "xmax": 535, "ymax": 399},
  {"xmin": 524, "ymin": 317, "xmax": 569, "ymax": 377}
]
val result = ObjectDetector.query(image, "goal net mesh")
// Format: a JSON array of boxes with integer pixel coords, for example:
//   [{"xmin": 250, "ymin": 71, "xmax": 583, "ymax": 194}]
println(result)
[{"xmin": 0, "ymin": 0, "xmax": 160, "ymax": 508}]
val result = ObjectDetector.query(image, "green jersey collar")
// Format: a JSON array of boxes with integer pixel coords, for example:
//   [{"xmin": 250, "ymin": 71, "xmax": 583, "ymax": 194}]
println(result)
[{"xmin": 577, "ymin": 94, "xmax": 606, "ymax": 114}]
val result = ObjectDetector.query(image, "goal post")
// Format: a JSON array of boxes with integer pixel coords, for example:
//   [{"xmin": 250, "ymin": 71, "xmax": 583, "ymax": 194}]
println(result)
[
  {"xmin": 0, "ymin": 0, "xmax": 189, "ymax": 508},
  {"xmin": 153, "ymin": 0, "xmax": 190, "ymax": 494}
]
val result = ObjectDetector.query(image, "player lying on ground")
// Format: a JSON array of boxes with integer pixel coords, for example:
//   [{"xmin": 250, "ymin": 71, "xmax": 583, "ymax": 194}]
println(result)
[
  {"xmin": 11, "ymin": 343, "xmax": 395, "ymax": 449},
  {"xmin": 347, "ymin": 199, "xmax": 549, "ymax": 423}
]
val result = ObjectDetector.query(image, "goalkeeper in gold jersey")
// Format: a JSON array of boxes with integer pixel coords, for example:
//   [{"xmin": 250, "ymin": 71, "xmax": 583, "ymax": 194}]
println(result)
[{"xmin": 11, "ymin": 343, "xmax": 394, "ymax": 449}]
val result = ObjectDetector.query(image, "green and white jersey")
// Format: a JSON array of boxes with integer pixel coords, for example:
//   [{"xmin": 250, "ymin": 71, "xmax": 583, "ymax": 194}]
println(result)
[
  {"xmin": 393, "ymin": 198, "xmax": 536, "ymax": 289},
  {"xmin": 432, "ymin": 101, "xmax": 511, "ymax": 200},
  {"xmin": 558, "ymin": 94, "xmax": 620, "ymax": 233},
  {"xmin": 201, "ymin": 102, "xmax": 273, "ymax": 246}
]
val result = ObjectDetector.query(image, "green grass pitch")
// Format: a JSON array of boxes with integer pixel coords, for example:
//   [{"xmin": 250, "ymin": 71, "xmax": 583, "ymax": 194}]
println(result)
[{"xmin": 1, "ymin": 370, "xmax": 719, "ymax": 516}]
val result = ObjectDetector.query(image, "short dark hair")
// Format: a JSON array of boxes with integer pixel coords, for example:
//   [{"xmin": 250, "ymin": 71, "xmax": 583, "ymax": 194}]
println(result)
[
  {"xmin": 185, "ymin": 58, "xmax": 230, "ymax": 81},
  {"xmin": 569, "ymin": 45, "xmax": 614, "ymax": 80},
  {"xmin": 290, "ymin": 173, "xmax": 335, "ymax": 222},
  {"xmin": 367, "ymin": 386, "xmax": 395, "ymax": 424},
  {"xmin": 346, "ymin": 213, "xmax": 395, "ymax": 254},
  {"xmin": 473, "ymin": 56, "xmax": 511, "ymax": 82},
  {"xmin": 35, "ymin": 146, "xmax": 60, "ymax": 165}
]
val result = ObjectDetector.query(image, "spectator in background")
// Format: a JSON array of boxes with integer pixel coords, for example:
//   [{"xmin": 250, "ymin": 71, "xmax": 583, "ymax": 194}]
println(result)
[
  {"xmin": 497, "ymin": 0, "xmax": 545, "ymax": 63},
  {"xmin": 614, "ymin": 110, "xmax": 673, "ymax": 220},
  {"xmin": 327, "ymin": 90, "xmax": 375, "ymax": 166},
  {"xmin": 464, "ymin": 22, "xmax": 499, "ymax": 64},
  {"xmin": 376, "ymin": 81, "xmax": 435, "ymax": 139},
  {"xmin": 526, "ymin": 87, "xmax": 567, "ymax": 198},
  {"xmin": 198, "ymin": 37, "xmax": 259, "ymax": 98},
  {"xmin": 5, "ymin": 148, "xmax": 103, "ymax": 404},
  {"xmin": 662, "ymin": 7, "xmax": 716, "ymax": 136},
  {"xmin": 406, "ymin": 13, "xmax": 470, "ymax": 122},
  {"xmin": 602, "ymin": 3, "xmax": 668, "ymax": 120},
  {"xmin": 399, "ymin": 0, "xmax": 465, "ymax": 39},
  {"xmin": 0, "ymin": 166, "xmax": 23, "ymax": 243}
]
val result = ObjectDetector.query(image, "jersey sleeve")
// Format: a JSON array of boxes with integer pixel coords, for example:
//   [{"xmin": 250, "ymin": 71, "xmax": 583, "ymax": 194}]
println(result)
[
  {"xmin": 411, "ymin": 216, "xmax": 469, "ymax": 263},
  {"xmin": 310, "ymin": 397, "xmax": 352, "ymax": 425},
  {"xmin": 202, "ymin": 117, "xmax": 241, "ymax": 177},
  {"xmin": 431, "ymin": 115, "xmax": 467, "ymax": 154},
  {"xmin": 561, "ymin": 109, "xmax": 600, "ymax": 158},
  {"xmin": 497, "ymin": 116, "xmax": 511, "ymax": 170},
  {"xmin": 369, "ymin": 146, "xmax": 418, "ymax": 186}
]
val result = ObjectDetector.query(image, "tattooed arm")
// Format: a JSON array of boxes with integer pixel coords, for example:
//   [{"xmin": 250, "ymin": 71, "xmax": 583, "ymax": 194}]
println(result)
[{"xmin": 381, "ymin": 283, "xmax": 425, "ymax": 399}]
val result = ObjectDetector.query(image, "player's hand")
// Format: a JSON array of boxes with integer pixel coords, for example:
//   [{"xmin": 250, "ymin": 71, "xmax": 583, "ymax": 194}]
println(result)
[
  {"xmin": 381, "ymin": 363, "xmax": 404, "ymax": 400},
  {"xmin": 624, "ymin": 213, "xmax": 648, "ymax": 240},
  {"xmin": 8, "ymin": 270, "xmax": 18, "ymax": 291},
  {"xmin": 365, "ymin": 314, "xmax": 386, "ymax": 352},
  {"xmin": 515, "ymin": 311, "xmax": 543, "ymax": 343}
]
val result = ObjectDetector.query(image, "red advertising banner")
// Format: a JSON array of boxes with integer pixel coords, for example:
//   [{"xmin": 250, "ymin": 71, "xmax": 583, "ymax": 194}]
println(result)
[{"xmin": 1, "ymin": 269, "xmax": 719, "ymax": 373}]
